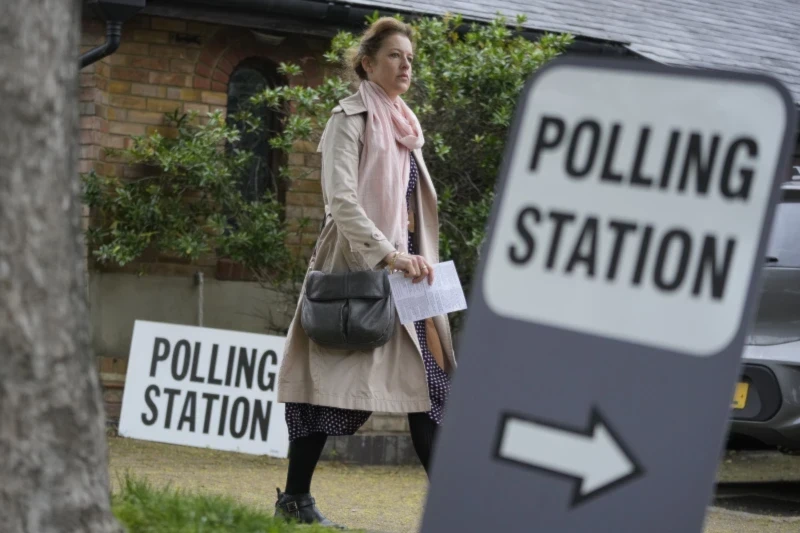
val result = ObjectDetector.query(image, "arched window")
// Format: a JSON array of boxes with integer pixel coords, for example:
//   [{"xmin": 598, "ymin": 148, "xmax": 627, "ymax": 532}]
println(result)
[{"xmin": 226, "ymin": 59, "xmax": 284, "ymax": 203}]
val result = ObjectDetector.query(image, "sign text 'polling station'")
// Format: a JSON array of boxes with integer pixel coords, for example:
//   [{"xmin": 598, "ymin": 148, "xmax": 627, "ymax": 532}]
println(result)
[{"xmin": 483, "ymin": 63, "xmax": 789, "ymax": 355}]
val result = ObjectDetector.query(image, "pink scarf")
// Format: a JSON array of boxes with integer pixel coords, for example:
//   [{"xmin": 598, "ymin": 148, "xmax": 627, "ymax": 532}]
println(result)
[{"xmin": 358, "ymin": 80, "xmax": 424, "ymax": 257}]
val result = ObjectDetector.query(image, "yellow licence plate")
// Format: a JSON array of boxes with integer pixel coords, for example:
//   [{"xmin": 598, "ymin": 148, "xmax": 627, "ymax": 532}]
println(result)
[{"xmin": 732, "ymin": 382, "xmax": 749, "ymax": 409}]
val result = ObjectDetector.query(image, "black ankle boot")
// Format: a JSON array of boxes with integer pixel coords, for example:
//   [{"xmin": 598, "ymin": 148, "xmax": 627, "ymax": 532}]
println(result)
[{"xmin": 274, "ymin": 488, "xmax": 344, "ymax": 529}]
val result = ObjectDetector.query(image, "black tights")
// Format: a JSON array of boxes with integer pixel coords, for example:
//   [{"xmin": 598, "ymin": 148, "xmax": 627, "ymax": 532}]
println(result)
[{"xmin": 284, "ymin": 413, "xmax": 438, "ymax": 495}]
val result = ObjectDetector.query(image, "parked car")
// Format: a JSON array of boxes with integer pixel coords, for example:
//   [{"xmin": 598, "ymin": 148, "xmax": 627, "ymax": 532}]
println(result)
[{"xmin": 729, "ymin": 180, "xmax": 800, "ymax": 453}]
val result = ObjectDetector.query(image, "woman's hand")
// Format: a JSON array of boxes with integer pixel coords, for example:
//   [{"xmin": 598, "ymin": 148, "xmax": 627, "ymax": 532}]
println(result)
[{"xmin": 386, "ymin": 252, "xmax": 434, "ymax": 285}]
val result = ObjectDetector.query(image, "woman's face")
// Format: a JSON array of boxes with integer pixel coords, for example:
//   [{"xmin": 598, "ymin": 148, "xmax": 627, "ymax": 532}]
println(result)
[{"xmin": 362, "ymin": 33, "xmax": 413, "ymax": 100}]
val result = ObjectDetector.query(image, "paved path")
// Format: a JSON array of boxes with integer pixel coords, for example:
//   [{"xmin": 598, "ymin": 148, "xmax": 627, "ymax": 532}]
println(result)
[{"xmin": 108, "ymin": 438, "xmax": 800, "ymax": 532}]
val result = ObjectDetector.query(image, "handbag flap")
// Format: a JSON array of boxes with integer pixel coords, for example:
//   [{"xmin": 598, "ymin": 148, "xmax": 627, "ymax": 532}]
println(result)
[{"xmin": 305, "ymin": 270, "xmax": 389, "ymax": 301}]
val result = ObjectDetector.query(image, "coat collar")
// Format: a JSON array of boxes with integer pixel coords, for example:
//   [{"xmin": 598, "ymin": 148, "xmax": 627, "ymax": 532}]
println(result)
[
  {"xmin": 338, "ymin": 90, "xmax": 429, "ymax": 170},
  {"xmin": 338, "ymin": 91, "xmax": 367, "ymax": 115},
  {"xmin": 336, "ymin": 90, "xmax": 429, "ymax": 169}
]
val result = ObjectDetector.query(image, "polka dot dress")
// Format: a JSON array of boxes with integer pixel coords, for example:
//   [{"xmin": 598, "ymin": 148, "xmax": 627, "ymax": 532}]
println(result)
[
  {"xmin": 406, "ymin": 155, "xmax": 450, "ymax": 427},
  {"xmin": 284, "ymin": 154, "xmax": 451, "ymax": 441}
]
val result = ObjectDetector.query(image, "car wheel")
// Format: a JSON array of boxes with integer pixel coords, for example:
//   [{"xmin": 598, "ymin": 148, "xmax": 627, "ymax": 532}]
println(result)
[{"xmin": 777, "ymin": 445, "xmax": 800, "ymax": 456}]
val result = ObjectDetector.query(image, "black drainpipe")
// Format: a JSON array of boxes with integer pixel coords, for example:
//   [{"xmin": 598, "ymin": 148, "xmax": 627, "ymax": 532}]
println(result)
[
  {"xmin": 81, "ymin": 0, "xmax": 147, "ymax": 69},
  {"xmin": 80, "ymin": 20, "xmax": 123, "ymax": 68}
]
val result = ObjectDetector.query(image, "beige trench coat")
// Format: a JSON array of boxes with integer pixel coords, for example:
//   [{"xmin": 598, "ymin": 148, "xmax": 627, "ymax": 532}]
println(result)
[{"xmin": 276, "ymin": 91, "xmax": 457, "ymax": 413}]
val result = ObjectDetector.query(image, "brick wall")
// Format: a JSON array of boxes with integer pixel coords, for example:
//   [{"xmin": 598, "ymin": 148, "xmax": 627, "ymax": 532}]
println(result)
[
  {"xmin": 284, "ymin": 140, "xmax": 325, "ymax": 255},
  {"xmin": 79, "ymin": 13, "xmax": 330, "ymax": 280},
  {"xmin": 96, "ymin": 355, "xmax": 128, "ymax": 422}
]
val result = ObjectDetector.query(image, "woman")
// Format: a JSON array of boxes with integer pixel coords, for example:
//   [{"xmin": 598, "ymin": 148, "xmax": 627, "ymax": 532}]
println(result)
[{"xmin": 274, "ymin": 17, "xmax": 457, "ymax": 528}]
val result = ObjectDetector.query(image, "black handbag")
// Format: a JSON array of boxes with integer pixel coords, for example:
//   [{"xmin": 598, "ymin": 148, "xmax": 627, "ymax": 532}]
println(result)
[{"xmin": 300, "ymin": 216, "xmax": 396, "ymax": 350}]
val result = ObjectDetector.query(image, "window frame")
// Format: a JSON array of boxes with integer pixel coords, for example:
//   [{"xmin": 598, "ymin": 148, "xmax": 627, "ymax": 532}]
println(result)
[{"xmin": 225, "ymin": 58, "xmax": 287, "ymax": 206}]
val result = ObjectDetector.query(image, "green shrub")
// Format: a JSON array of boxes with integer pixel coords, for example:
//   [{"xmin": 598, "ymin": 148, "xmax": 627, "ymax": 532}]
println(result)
[
  {"xmin": 82, "ymin": 109, "xmax": 299, "ymax": 286},
  {"xmin": 256, "ymin": 12, "xmax": 573, "ymax": 330},
  {"xmin": 82, "ymin": 12, "xmax": 572, "ymax": 334}
]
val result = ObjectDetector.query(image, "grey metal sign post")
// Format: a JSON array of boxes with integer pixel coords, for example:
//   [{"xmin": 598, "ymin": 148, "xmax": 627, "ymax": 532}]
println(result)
[{"xmin": 420, "ymin": 58, "xmax": 796, "ymax": 532}]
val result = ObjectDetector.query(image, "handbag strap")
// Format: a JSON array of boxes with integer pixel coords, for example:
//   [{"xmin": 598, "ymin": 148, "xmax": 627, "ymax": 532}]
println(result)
[{"xmin": 310, "ymin": 211, "xmax": 332, "ymax": 262}]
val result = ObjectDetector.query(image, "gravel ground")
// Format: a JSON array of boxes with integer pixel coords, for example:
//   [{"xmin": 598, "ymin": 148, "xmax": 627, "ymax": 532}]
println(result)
[{"xmin": 107, "ymin": 437, "xmax": 800, "ymax": 532}]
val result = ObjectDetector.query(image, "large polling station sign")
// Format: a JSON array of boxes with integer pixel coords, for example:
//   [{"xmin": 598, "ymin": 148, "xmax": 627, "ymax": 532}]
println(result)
[
  {"xmin": 421, "ymin": 58, "xmax": 796, "ymax": 532},
  {"xmin": 119, "ymin": 320, "xmax": 289, "ymax": 458}
]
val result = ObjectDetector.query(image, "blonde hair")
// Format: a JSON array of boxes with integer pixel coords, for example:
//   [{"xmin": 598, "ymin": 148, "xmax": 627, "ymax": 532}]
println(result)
[{"xmin": 345, "ymin": 17, "xmax": 415, "ymax": 82}]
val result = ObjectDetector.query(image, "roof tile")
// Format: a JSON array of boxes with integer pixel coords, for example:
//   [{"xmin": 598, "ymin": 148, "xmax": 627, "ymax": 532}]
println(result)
[{"xmin": 339, "ymin": 0, "xmax": 800, "ymax": 104}]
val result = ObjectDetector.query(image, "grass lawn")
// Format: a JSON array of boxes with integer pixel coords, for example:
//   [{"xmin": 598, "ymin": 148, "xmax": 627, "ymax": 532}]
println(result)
[
  {"xmin": 113, "ymin": 475, "xmax": 354, "ymax": 532},
  {"xmin": 108, "ymin": 436, "xmax": 800, "ymax": 533},
  {"xmin": 107, "ymin": 436, "xmax": 425, "ymax": 532}
]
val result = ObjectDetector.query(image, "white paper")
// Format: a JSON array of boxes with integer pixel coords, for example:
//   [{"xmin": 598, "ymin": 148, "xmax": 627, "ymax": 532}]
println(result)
[{"xmin": 388, "ymin": 260, "xmax": 468, "ymax": 324}]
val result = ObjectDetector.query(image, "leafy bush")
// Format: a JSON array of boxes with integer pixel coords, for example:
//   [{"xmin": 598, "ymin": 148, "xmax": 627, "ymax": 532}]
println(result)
[
  {"xmin": 83, "ymin": 12, "xmax": 572, "ymax": 333},
  {"xmin": 256, "ymin": 13, "xmax": 572, "ymax": 329},
  {"xmin": 82, "ymin": 110, "xmax": 299, "ymax": 288}
]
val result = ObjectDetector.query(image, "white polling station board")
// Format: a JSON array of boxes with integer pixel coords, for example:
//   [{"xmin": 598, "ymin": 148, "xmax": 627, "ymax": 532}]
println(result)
[{"xmin": 118, "ymin": 320, "xmax": 289, "ymax": 458}]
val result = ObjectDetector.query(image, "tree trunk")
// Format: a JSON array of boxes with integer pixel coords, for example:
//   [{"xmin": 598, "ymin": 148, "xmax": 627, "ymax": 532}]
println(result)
[{"xmin": 0, "ymin": 2, "xmax": 121, "ymax": 532}]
